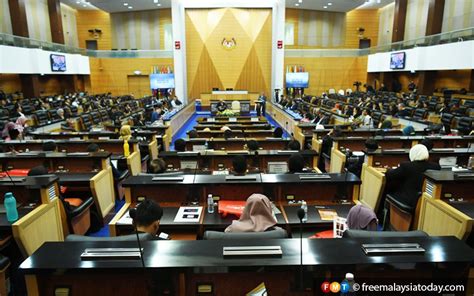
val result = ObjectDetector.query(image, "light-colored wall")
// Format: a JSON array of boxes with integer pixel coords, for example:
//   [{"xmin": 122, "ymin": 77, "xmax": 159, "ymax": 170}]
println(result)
[
  {"xmin": 61, "ymin": 4, "xmax": 79, "ymax": 47},
  {"xmin": 0, "ymin": 0, "xmax": 12, "ymax": 34},
  {"xmin": 25, "ymin": 0, "xmax": 52, "ymax": 42},
  {"xmin": 185, "ymin": 8, "xmax": 272, "ymax": 99},
  {"xmin": 377, "ymin": 2, "xmax": 395, "ymax": 46},
  {"xmin": 404, "ymin": 0, "xmax": 429, "ymax": 41},
  {"xmin": 442, "ymin": 0, "xmax": 474, "ymax": 33},
  {"xmin": 110, "ymin": 9, "xmax": 172, "ymax": 50}
]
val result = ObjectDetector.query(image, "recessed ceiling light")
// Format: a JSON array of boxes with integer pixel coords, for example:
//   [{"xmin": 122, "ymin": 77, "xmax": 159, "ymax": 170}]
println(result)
[
  {"xmin": 328, "ymin": 2, "xmax": 332, "ymax": 5},
  {"xmin": 154, "ymin": 0, "xmax": 158, "ymax": 3},
  {"xmin": 295, "ymin": 3, "xmax": 299, "ymax": 6},
  {"xmin": 298, "ymin": 0, "xmax": 302, "ymax": 3},
  {"xmin": 157, "ymin": 3, "xmax": 161, "ymax": 6},
  {"xmin": 128, "ymin": 6, "xmax": 133, "ymax": 9},
  {"xmin": 323, "ymin": 6, "xmax": 328, "ymax": 8},
  {"xmin": 123, "ymin": 3, "xmax": 128, "ymax": 6},
  {"xmin": 83, "ymin": 4, "xmax": 87, "ymax": 7},
  {"xmin": 76, "ymin": 1, "xmax": 80, "ymax": 3}
]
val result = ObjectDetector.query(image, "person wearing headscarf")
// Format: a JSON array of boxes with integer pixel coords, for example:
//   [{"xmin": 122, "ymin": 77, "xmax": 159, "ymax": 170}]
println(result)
[
  {"xmin": 402, "ymin": 125, "xmax": 415, "ymax": 136},
  {"xmin": 119, "ymin": 125, "xmax": 132, "ymax": 141},
  {"xmin": 2, "ymin": 122, "xmax": 18, "ymax": 141},
  {"xmin": 346, "ymin": 204, "xmax": 378, "ymax": 231},
  {"xmin": 225, "ymin": 194, "xmax": 277, "ymax": 233},
  {"xmin": 14, "ymin": 115, "xmax": 28, "ymax": 138},
  {"xmin": 385, "ymin": 144, "xmax": 441, "ymax": 209}
]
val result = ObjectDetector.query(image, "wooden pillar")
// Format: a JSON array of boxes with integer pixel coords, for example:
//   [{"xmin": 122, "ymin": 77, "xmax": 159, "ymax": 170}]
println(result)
[
  {"xmin": 20, "ymin": 75, "xmax": 41, "ymax": 98},
  {"xmin": 8, "ymin": 0, "xmax": 29, "ymax": 37},
  {"xmin": 392, "ymin": 0, "xmax": 408, "ymax": 43},
  {"xmin": 47, "ymin": 0, "xmax": 65, "ymax": 44},
  {"xmin": 417, "ymin": 71, "xmax": 436, "ymax": 95},
  {"xmin": 425, "ymin": 0, "xmax": 445, "ymax": 36},
  {"xmin": 469, "ymin": 70, "xmax": 474, "ymax": 93}
]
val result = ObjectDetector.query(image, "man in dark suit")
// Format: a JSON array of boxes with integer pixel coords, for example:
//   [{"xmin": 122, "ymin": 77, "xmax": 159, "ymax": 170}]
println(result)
[
  {"xmin": 256, "ymin": 92, "xmax": 267, "ymax": 116},
  {"xmin": 385, "ymin": 144, "xmax": 441, "ymax": 210}
]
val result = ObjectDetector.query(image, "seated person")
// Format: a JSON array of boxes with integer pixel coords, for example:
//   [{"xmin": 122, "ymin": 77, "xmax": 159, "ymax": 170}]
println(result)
[
  {"xmin": 288, "ymin": 153, "xmax": 304, "ymax": 173},
  {"xmin": 129, "ymin": 199, "xmax": 164, "ymax": 237},
  {"xmin": 225, "ymin": 194, "xmax": 277, "ymax": 233},
  {"xmin": 402, "ymin": 125, "xmax": 415, "ymax": 136},
  {"xmin": 216, "ymin": 100, "xmax": 227, "ymax": 112},
  {"xmin": 379, "ymin": 120, "xmax": 393, "ymax": 129},
  {"xmin": 86, "ymin": 143, "xmax": 100, "ymax": 152},
  {"xmin": 224, "ymin": 129, "xmax": 233, "ymax": 140},
  {"xmin": 42, "ymin": 141, "xmax": 58, "ymax": 152},
  {"xmin": 148, "ymin": 158, "xmax": 167, "ymax": 174},
  {"xmin": 187, "ymin": 129, "xmax": 198, "ymax": 139},
  {"xmin": 246, "ymin": 140, "xmax": 259, "ymax": 152},
  {"xmin": 174, "ymin": 138, "xmax": 187, "ymax": 152},
  {"xmin": 287, "ymin": 140, "xmax": 301, "ymax": 151},
  {"xmin": 385, "ymin": 144, "xmax": 441, "ymax": 210},
  {"xmin": 346, "ymin": 204, "xmax": 378, "ymax": 231},
  {"xmin": 151, "ymin": 105, "xmax": 163, "ymax": 122},
  {"xmin": 231, "ymin": 155, "xmax": 247, "ymax": 175},
  {"xmin": 273, "ymin": 127, "xmax": 283, "ymax": 138},
  {"xmin": 420, "ymin": 138, "xmax": 434, "ymax": 151}
]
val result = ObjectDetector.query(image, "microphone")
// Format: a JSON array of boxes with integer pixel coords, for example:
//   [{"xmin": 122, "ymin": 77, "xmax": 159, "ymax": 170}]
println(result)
[
  {"xmin": 297, "ymin": 207, "xmax": 305, "ymax": 291},
  {"xmin": 129, "ymin": 208, "xmax": 145, "ymax": 268}
]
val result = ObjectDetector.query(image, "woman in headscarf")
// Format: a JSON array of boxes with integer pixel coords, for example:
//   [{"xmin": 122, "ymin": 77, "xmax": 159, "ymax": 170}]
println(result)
[
  {"xmin": 2, "ymin": 122, "xmax": 18, "ymax": 141},
  {"xmin": 14, "ymin": 115, "xmax": 28, "ymax": 138},
  {"xmin": 225, "ymin": 194, "xmax": 277, "ymax": 233},
  {"xmin": 346, "ymin": 204, "xmax": 378, "ymax": 231},
  {"xmin": 385, "ymin": 144, "xmax": 441, "ymax": 209},
  {"xmin": 119, "ymin": 124, "xmax": 132, "ymax": 141}
]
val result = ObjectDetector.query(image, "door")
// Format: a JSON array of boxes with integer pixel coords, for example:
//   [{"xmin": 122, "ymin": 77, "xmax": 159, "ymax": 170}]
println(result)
[
  {"xmin": 86, "ymin": 40, "xmax": 98, "ymax": 50},
  {"xmin": 127, "ymin": 75, "xmax": 151, "ymax": 98}
]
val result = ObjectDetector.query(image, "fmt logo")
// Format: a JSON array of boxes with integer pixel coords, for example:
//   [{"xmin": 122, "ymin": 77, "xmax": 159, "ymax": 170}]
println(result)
[{"xmin": 321, "ymin": 280, "xmax": 350, "ymax": 293}]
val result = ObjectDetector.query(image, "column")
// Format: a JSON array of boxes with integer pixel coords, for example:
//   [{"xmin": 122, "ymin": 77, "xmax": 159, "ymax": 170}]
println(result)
[
  {"xmin": 391, "ymin": 0, "xmax": 408, "ymax": 43},
  {"xmin": 47, "ymin": 0, "xmax": 65, "ymax": 44}
]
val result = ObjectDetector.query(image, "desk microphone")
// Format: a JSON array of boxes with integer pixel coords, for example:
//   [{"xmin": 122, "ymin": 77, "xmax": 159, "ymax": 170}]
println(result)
[
  {"xmin": 297, "ymin": 207, "xmax": 305, "ymax": 291},
  {"xmin": 129, "ymin": 208, "xmax": 145, "ymax": 268}
]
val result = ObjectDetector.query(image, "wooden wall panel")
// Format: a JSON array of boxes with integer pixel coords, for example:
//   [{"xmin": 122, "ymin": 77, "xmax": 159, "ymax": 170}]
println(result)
[
  {"xmin": 284, "ymin": 56, "xmax": 368, "ymax": 95},
  {"xmin": 76, "ymin": 10, "xmax": 111, "ymax": 49},
  {"xmin": 434, "ymin": 70, "xmax": 472, "ymax": 91},
  {"xmin": 87, "ymin": 57, "xmax": 173, "ymax": 96},
  {"xmin": 186, "ymin": 8, "xmax": 272, "ymax": 99},
  {"xmin": 159, "ymin": 8, "xmax": 172, "ymax": 50},
  {"xmin": 285, "ymin": 8, "xmax": 379, "ymax": 49},
  {"xmin": 345, "ymin": 9, "xmax": 379, "ymax": 48},
  {"xmin": 0, "ymin": 74, "xmax": 21, "ymax": 93}
]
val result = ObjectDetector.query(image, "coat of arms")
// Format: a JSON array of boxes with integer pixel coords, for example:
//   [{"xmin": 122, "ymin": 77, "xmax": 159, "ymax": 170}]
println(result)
[{"xmin": 221, "ymin": 37, "xmax": 237, "ymax": 50}]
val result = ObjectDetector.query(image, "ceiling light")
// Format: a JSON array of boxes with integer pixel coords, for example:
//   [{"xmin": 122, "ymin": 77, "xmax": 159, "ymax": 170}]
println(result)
[
  {"xmin": 157, "ymin": 3, "xmax": 161, "ymax": 6},
  {"xmin": 154, "ymin": 0, "xmax": 158, "ymax": 3},
  {"xmin": 377, "ymin": 0, "xmax": 381, "ymax": 3},
  {"xmin": 76, "ymin": 1, "xmax": 80, "ymax": 3},
  {"xmin": 295, "ymin": 3, "xmax": 299, "ymax": 6},
  {"xmin": 328, "ymin": 2, "xmax": 332, "ymax": 5},
  {"xmin": 83, "ymin": 4, "xmax": 87, "ymax": 7},
  {"xmin": 298, "ymin": 0, "xmax": 302, "ymax": 3},
  {"xmin": 323, "ymin": 6, "xmax": 328, "ymax": 8},
  {"xmin": 123, "ymin": 3, "xmax": 128, "ymax": 6},
  {"xmin": 128, "ymin": 6, "xmax": 133, "ymax": 9}
]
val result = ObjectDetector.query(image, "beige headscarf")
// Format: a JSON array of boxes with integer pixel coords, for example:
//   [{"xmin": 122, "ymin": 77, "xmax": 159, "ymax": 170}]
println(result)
[
  {"xmin": 409, "ymin": 144, "xmax": 429, "ymax": 162},
  {"xmin": 225, "ymin": 194, "xmax": 277, "ymax": 233}
]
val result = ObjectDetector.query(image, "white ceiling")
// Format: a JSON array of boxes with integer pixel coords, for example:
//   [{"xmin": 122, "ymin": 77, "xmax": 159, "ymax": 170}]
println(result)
[{"xmin": 61, "ymin": 0, "xmax": 394, "ymax": 13}]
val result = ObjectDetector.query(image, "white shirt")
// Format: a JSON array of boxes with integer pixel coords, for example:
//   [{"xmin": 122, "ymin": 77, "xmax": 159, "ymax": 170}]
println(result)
[{"xmin": 362, "ymin": 115, "xmax": 373, "ymax": 127}]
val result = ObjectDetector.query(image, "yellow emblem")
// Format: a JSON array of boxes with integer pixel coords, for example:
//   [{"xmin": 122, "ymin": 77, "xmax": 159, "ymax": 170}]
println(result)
[{"xmin": 221, "ymin": 37, "xmax": 237, "ymax": 50}]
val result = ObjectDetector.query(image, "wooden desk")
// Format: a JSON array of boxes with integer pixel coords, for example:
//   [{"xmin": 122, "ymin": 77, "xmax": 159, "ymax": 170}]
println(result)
[
  {"xmin": 186, "ymin": 138, "xmax": 291, "ymax": 151},
  {"xmin": 366, "ymin": 148, "xmax": 473, "ymax": 168},
  {"xmin": 195, "ymin": 129, "xmax": 274, "ymax": 139},
  {"xmin": 195, "ymin": 123, "xmax": 272, "ymax": 131},
  {"xmin": 21, "ymin": 237, "xmax": 474, "ymax": 295},
  {"xmin": 109, "ymin": 173, "xmax": 361, "ymax": 236},
  {"xmin": 418, "ymin": 170, "xmax": 474, "ymax": 240},
  {"xmin": 197, "ymin": 117, "xmax": 267, "ymax": 124},
  {"xmin": 200, "ymin": 92, "xmax": 259, "ymax": 106}
]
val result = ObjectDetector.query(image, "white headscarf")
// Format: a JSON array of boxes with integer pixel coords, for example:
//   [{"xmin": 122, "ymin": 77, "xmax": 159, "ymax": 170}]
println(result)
[{"xmin": 409, "ymin": 144, "xmax": 429, "ymax": 162}]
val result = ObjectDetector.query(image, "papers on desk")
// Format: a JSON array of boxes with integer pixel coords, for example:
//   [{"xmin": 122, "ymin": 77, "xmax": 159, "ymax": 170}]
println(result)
[
  {"xmin": 180, "ymin": 160, "xmax": 198, "ymax": 170},
  {"xmin": 207, "ymin": 118, "xmax": 215, "ymax": 122},
  {"xmin": 439, "ymin": 156, "xmax": 457, "ymax": 168},
  {"xmin": 318, "ymin": 208, "xmax": 338, "ymax": 221},
  {"xmin": 246, "ymin": 283, "xmax": 267, "ymax": 296},
  {"xmin": 193, "ymin": 145, "xmax": 207, "ymax": 152},
  {"xmin": 250, "ymin": 117, "xmax": 259, "ymax": 122},
  {"xmin": 116, "ymin": 210, "xmax": 133, "ymax": 225},
  {"xmin": 174, "ymin": 206, "xmax": 202, "ymax": 223},
  {"xmin": 212, "ymin": 170, "xmax": 229, "ymax": 175}
]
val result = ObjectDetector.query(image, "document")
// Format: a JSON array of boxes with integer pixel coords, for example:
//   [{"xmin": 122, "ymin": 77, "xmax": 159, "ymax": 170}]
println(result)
[
  {"xmin": 246, "ymin": 283, "xmax": 267, "ymax": 296},
  {"xmin": 116, "ymin": 210, "xmax": 133, "ymax": 225},
  {"xmin": 318, "ymin": 209, "xmax": 338, "ymax": 221},
  {"xmin": 174, "ymin": 206, "xmax": 202, "ymax": 223}
]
